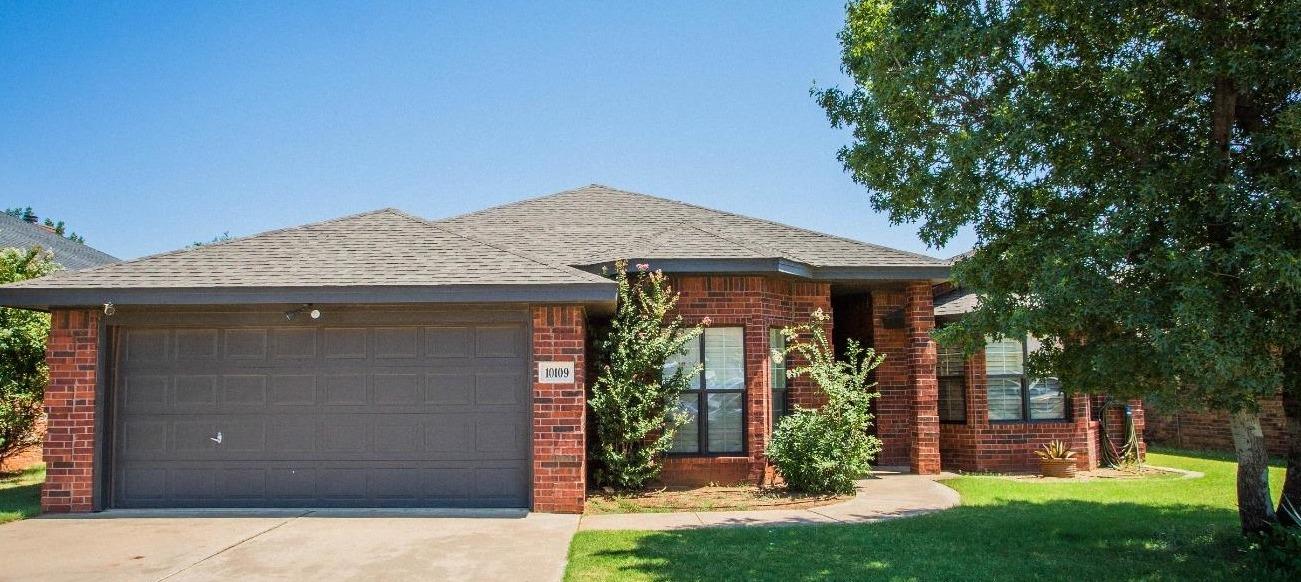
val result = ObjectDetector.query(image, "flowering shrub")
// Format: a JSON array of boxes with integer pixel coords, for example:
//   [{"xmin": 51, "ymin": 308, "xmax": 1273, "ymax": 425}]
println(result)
[
  {"xmin": 767, "ymin": 309, "xmax": 883, "ymax": 494},
  {"xmin": 588, "ymin": 260, "xmax": 705, "ymax": 489}
]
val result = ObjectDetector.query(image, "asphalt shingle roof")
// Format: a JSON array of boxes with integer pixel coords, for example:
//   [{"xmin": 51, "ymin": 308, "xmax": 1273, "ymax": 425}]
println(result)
[
  {"xmin": 5, "ymin": 209, "xmax": 607, "ymax": 290},
  {"xmin": 440, "ymin": 184, "xmax": 947, "ymax": 269},
  {"xmin": 0, "ymin": 212, "xmax": 118, "ymax": 270}
]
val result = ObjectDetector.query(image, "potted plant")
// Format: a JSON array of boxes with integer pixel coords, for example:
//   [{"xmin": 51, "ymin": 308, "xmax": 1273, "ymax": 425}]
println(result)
[{"xmin": 1035, "ymin": 440, "xmax": 1078, "ymax": 478}]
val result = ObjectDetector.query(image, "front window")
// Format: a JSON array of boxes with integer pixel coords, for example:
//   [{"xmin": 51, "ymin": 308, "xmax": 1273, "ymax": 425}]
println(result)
[
  {"xmin": 770, "ymin": 329, "xmax": 788, "ymax": 429},
  {"xmin": 666, "ymin": 327, "xmax": 745, "ymax": 454},
  {"xmin": 936, "ymin": 342, "xmax": 966, "ymax": 423},
  {"xmin": 984, "ymin": 335, "xmax": 1066, "ymax": 421}
]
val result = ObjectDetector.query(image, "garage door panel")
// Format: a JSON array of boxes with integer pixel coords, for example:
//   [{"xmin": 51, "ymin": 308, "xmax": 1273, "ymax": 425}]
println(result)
[
  {"xmin": 174, "ymin": 375, "xmax": 218, "ymax": 406},
  {"xmin": 269, "ymin": 374, "xmax": 316, "ymax": 405},
  {"xmin": 322, "ymin": 374, "xmax": 368, "ymax": 405},
  {"xmin": 374, "ymin": 373, "xmax": 421, "ymax": 405},
  {"xmin": 223, "ymin": 376, "xmax": 268, "ymax": 407},
  {"xmin": 270, "ymin": 328, "xmax": 317, "ymax": 359},
  {"xmin": 424, "ymin": 327, "xmax": 471, "ymax": 358},
  {"xmin": 113, "ymin": 315, "xmax": 531, "ymax": 508},
  {"xmin": 225, "ymin": 329, "xmax": 269, "ymax": 360},
  {"xmin": 175, "ymin": 329, "xmax": 219, "ymax": 360}
]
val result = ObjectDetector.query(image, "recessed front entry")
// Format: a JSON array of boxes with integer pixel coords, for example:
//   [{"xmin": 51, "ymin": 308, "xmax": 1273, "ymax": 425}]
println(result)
[{"xmin": 108, "ymin": 308, "xmax": 531, "ymax": 508}]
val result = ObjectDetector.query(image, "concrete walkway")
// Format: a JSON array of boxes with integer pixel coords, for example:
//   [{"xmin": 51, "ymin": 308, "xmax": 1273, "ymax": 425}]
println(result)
[
  {"xmin": 578, "ymin": 470, "xmax": 960, "ymax": 531},
  {"xmin": 0, "ymin": 509, "xmax": 579, "ymax": 582}
]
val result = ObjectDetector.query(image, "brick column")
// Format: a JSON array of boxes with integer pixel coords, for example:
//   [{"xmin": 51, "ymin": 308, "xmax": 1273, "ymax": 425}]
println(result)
[
  {"xmin": 870, "ymin": 289, "xmax": 910, "ymax": 467},
  {"xmin": 530, "ymin": 305, "xmax": 586, "ymax": 513},
  {"xmin": 42, "ymin": 309, "xmax": 100, "ymax": 513},
  {"xmin": 905, "ymin": 282, "xmax": 941, "ymax": 474}
]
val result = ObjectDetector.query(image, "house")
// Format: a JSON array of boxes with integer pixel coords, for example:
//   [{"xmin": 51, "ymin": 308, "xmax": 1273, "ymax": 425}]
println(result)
[
  {"xmin": 0, "ymin": 184, "xmax": 1140, "ymax": 514},
  {"xmin": 932, "ymin": 276, "xmax": 1145, "ymax": 473},
  {"xmin": 0, "ymin": 211, "xmax": 118, "ymax": 269}
]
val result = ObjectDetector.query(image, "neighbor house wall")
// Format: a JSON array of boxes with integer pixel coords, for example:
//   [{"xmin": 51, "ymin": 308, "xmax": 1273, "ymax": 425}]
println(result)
[
  {"xmin": 42, "ymin": 309, "xmax": 101, "ymax": 513},
  {"xmin": 1145, "ymin": 396, "xmax": 1284, "ymax": 456}
]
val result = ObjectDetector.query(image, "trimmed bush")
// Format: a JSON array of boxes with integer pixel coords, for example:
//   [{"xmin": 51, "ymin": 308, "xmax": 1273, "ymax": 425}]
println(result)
[
  {"xmin": 588, "ymin": 261, "xmax": 704, "ymax": 490},
  {"xmin": 767, "ymin": 309, "xmax": 882, "ymax": 494}
]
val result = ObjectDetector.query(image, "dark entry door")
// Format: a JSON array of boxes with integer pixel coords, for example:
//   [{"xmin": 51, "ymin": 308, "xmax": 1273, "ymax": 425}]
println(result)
[{"xmin": 110, "ymin": 309, "xmax": 530, "ymax": 508}]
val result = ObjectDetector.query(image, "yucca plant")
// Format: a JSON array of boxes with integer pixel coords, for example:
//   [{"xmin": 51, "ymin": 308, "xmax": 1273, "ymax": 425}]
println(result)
[
  {"xmin": 1034, "ymin": 440, "xmax": 1076, "ymax": 460},
  {"xmin": 1035, "ymin": 440, "xmax": 1079, "ymax": 478}
]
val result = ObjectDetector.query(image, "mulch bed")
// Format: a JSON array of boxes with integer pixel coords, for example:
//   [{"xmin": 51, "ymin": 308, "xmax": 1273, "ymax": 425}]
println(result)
[
  {"xmin": 998, "ymin": 464, "xmax": 1182, "ymax": 482},
  {"xmin": 585, "ymin": 485, "xmax": 852, "ymax": 515}
]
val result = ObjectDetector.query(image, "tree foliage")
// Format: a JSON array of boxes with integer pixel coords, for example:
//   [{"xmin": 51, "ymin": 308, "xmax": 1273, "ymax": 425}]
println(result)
[
  {"xmin": 0, "ymin": 248, "xmax": 59, "ymax": 465},
  {"xmin": 4, "ymin": 207, "xmax": 86, "ymax": 244},
  {"xmin": 818, "ymin": 0, "xmax": 1299, "ymax": 532},
  {"xmin": 588, "ymin": 261, "xmax": 704, "ymax": 490},
  {"xmin": 768, "ymin": 309, "xmax": 883, "ymax": 494}
]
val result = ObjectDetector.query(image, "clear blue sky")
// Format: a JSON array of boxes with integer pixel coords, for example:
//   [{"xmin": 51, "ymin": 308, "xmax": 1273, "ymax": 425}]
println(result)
[{"xmin": 1, "ymin": 1, "xmax": 974, "ymax": 261}]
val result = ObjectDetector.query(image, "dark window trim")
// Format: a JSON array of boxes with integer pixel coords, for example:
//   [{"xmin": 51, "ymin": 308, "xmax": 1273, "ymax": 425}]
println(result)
[
  {"xmin": 936, "ymin": 340, "xmax": 967, "ymax": 425},
  {"xmin": 669, "ymin": 327, "xmax": 747, "ymax": 457},
  {"xmin": 986, "ymin": 335, "xmax": 1068, "ymax": 423},
  {"xmin": 770, "ymin": 327, "xmax": 789, "ymax": 429}
]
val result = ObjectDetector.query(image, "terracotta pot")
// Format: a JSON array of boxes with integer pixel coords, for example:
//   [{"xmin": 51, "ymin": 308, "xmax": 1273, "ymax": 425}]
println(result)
[{"xmin": 1040, "ymin": 458, "xmax": 1078, "ymax": 478}]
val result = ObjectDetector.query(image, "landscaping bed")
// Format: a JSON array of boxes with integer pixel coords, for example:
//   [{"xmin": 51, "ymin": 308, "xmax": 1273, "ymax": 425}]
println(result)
[
  {"xmin": 585, "ymin": 485, "xmax": 851, "ymax": 515},
  {"xmin": 999, "ymin": 464, "xmax": 1186, "ymax": 482}
]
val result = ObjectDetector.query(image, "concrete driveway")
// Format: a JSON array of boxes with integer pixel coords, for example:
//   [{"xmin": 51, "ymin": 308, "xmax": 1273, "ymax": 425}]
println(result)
[{"xmin": 0, "ymin": 509, "xmax": 579, "ymax": 582}]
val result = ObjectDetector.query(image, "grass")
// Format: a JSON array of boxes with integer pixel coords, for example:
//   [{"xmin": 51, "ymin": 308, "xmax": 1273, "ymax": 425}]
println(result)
[
  {"xmin": 0, "ymin": 464, "xmax": 44, "ymax": 525},
  {"xmin": 565, "ymin": 450, "xmax": 1286, "ymax": 581}
]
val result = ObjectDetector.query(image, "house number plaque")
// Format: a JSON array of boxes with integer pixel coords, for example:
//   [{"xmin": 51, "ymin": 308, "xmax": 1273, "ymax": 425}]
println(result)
[{"xmin": 537, "ymin": 361, "xmax": 575, "ymax": 384}]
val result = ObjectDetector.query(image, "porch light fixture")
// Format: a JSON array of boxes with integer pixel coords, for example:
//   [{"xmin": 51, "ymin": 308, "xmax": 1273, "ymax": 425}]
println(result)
[{"xmin": 284, "ymin": 304, "xmax": 321, "ymax": 321}]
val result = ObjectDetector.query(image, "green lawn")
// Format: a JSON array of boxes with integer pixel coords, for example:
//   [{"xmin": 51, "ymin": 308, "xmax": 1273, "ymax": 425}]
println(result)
[
  {"xmin": 0, "ymin": 464, "xmax": 43, "ymax": 525},
  {"xmin": 566, "ymin": 450, "xmax": 1286, "ymax": 581}
]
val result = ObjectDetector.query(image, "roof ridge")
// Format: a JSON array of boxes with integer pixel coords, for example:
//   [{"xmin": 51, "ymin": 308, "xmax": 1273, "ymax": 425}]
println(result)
[
  {"xmin": 436, "ymin": 185, "xmax": 595, "ymax": 223},
  {"xmin": 583, "ymin": 184, "xmax": 947, "ymax": 266},
  {"xmin": 49, "ymin": 208, "xmax": 404, "ymax": 279},
  {"xmin": 385, "ymin": 208, "xmax": 610, "ymax": 284}
]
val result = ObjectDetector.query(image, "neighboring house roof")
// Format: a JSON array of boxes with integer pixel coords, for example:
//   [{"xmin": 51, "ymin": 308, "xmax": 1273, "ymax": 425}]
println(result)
[
  {"xmin": 441, "ymin": 184, "xmax": 949, "ymax": 280},
  {"xmin": 0, "ymin": 209, "xmax": 613, "ymax": 307},
  {"xmin": 935, "ymin": 249, "xmax": 977, "ymax": 316},
  {"xmin": 934, "ymin": 287, "xmax": 978, "ymax": 317},
  {"xmin": 0, "ymin": 212, "xmax": 118, "ymax": 270}
]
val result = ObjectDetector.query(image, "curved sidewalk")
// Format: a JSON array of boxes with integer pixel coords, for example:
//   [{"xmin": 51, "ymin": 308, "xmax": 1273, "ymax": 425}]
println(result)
[{"xmin": 577, "ymin": 470, "xmax": 960, "ymax": 531}]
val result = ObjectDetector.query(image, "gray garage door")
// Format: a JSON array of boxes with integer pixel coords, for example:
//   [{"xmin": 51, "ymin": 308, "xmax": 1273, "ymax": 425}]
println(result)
[{"xmin": 110, "ymin": 309, "xmax": 531, "ymax": 508}]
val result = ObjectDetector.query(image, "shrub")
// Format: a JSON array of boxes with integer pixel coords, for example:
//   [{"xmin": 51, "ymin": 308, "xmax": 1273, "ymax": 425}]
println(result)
[
  {"xmin": 588, "ymin": 261, "xmax": 704, "ymax": 490},
  {"xmin": 1250, "ymin": 523, "xmax": 1301, "ymax": 576},
  {"xmin": 0, "ymin": 248, "xmax": 59, "ymax": 467},
  {"xmin": 767, "ymin": 309, "xmax": 883, "ymax": 495}
]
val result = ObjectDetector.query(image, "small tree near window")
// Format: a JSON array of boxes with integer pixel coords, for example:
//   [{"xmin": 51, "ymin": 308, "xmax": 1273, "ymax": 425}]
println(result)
[
  {"xmin": 768, "ymin": 309, "xmax": 883, "ymax": 494},
  {"xmin": 589, "ymin": 260, "xmax": 705, "ymax": 490},
  {"xmin": 0, "ymin": 248, "xmax": 59, "ymax": 467}
]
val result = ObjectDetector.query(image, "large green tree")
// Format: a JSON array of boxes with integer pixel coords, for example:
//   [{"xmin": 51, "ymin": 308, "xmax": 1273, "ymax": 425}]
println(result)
[
  {"xmin": 818, "ymin": 0, "xmax": 1299, "ymax": 533},
  {"xmin": 0, "ymin": 248, "xmax": 60, "ymax": 466}
]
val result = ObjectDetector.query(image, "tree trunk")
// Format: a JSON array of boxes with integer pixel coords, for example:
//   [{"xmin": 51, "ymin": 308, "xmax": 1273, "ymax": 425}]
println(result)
[
  {"xmin": 1277, "ymin": 350, "xmax": 1301, "ymax": 526},
  {"xmin": 1230, "ymin": 409, "xmax": 1276, "ymax": 534}
]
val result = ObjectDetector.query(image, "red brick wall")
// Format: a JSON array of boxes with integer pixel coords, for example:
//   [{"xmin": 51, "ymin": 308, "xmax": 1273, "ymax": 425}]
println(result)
[
  {"xmin": 531, "ymin": 305, "xmax": 587, "ymax": 513},
  {"xmin": 870, "ymin": 289, "xmax": 913, "ymax": 468},
  {"xmin": 42, "ymin": 309, "xmax": 100, "ymax": 513},
  {"xmin": 659, "ymin": 275, "xmax": 831, "ymax": 486},
  {"xmin": 906, "ymin": 283, "xmax": 941, "ymax": 474},
  {"xmin": 865, "ymin": 284, "xmax": 940, "ymax": 474},
  {"xmin": 937, "ymin": 343, "xmax": 1131, "ymax": 473},
  {"xmin": 1145, "ymin": 396, "xmax": 1285, "ymax": 455}
]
